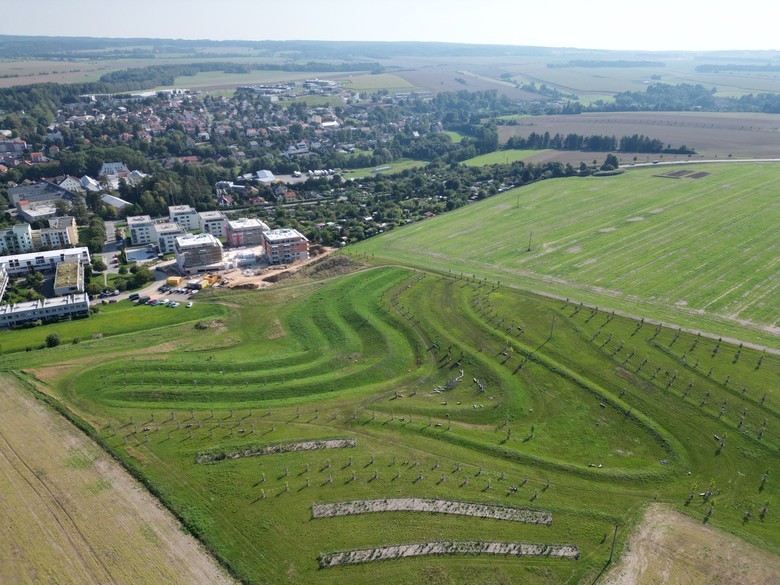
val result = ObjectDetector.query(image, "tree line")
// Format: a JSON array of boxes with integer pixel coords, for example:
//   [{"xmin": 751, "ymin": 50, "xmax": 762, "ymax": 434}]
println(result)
[{"xmin": 505, "ymin": 132, "xmax": 694, "ymax": 154}]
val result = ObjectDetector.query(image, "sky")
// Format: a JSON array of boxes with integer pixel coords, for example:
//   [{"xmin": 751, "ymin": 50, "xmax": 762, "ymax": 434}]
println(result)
[{"xmin": 1, "ymin": 0, "xmax": 777, "ymax": 53}]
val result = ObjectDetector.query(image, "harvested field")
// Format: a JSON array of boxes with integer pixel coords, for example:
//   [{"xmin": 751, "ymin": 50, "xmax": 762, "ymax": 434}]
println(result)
[
  {"xmin": 318, "ymin": 541, "xmax": 580, "ymax": 567},
  {"xmin": 312, "ymin": 498, "xmax": 552, "ymax": 524},
  {"xmin": 396, "ymin": 67, "xmax": 539, "ymax": 99},
  {"xmin": 602, "ymin": 504, "xmax": 780, "ymax": 585},
  {"xmin": 498, "ymin": 112, "xmax": 780, "ymax": 159},
  {"xmin": 0, "ymin": 374, "xmax": 233, "ymax": 585}
]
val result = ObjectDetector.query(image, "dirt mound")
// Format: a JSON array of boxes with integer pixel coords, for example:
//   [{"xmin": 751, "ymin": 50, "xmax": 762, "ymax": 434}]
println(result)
[{"xmin": 301, "ymin": 254, "xmax": 363, "ymax": 278}]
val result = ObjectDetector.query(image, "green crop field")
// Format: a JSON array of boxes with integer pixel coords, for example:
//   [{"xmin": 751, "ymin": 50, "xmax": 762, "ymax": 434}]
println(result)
[
  {"xmin": 463, "ymin": 149, "xmax": 546, "ymax": 166},
  {"xmin": 352, "ymin": 163, "xmax": 780, "ymax": 348},
  {"xmin": 3, "ymin": 256, "xmax": 778, "ymax": 584}
]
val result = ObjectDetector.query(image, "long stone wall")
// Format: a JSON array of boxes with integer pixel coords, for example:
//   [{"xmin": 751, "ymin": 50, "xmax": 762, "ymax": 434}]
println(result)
[
  {"xmin": 196, "ymin": 437, "xmax": 355, "ymax": 463},
  {"xmin": 312, "ymin": 498, "xmax": 552, "ymax": 524},
  {"xmin": 318, "ymin": 541, "xmax": 580, "ymax": 568}
]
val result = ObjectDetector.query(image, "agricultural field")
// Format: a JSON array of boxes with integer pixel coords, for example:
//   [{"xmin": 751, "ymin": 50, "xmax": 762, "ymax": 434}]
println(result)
[
  {"xmin": 463, "ymin": 149, "xmax": 546, "ymax": 167},
  {"xmin": 352, "ymin": 163, "xmax": 780, "ymax": 348},
  {"xmin": 498, "ymin": 111, "xmax": 780, "ymax": 159},
  {"xmin": 0, "ymin": 373, "xmax": 234, "ymax": 585},
  {"xmin": 336, "ymin": 73, "xmax": 416, "ymax": 93},
  {"xmin": 2, "ymin": 257, "xmax": 778, "ymax": 584}
]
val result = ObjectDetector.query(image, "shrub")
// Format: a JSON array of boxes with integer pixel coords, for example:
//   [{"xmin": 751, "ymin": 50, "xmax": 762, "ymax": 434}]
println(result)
[{"xmin": 45, "ymin": 333, "xmax": 60, "ymax": 348}]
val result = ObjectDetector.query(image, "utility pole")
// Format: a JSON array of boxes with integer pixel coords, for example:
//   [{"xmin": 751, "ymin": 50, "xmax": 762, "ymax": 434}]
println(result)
[{"xmin": 527, "ymin": 231, "xmax": 533, "ymax": 252}]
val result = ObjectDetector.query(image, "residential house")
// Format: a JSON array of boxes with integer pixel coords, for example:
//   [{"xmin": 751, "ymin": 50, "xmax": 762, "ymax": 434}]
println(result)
[{"xmin": 98, "ymin": 162, "xmax": 130, "ymax": 176}]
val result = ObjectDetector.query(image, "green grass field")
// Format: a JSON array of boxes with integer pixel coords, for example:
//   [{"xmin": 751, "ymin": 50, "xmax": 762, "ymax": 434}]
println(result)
[
  {"xmin": 342, "ymin": 159, "xmax": 428, "ymax": 178},
  {"xmin": 0, "ymin": 300, "xmax": 224, "ymax": 354},
  {"xmin": 463, "ymin": 149, "xmax": 546, "ymax": 166},
  {"xmin": 442, "ymin": 130, "xmax": 465, "ymax": 143},
  {"xmin": 337, "ymin": 73, "xmax": 416, "ymax": 93},
  {"xmin": 351, "ymin": 163, "xmax": 780, "ymax": 348},
  {"xmin": 3, "ymin": 258, "xmax": 778, "ymax": 584}
]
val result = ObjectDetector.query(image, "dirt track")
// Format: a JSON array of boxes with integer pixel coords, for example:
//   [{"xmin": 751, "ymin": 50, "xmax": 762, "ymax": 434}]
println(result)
[
  {"xmin": 0, "ymin": 373, "xmax": 235, "ymax": 585},
  {"xmin": 602, "ymin": 504, "xmax": 780, "ymax": 585}
]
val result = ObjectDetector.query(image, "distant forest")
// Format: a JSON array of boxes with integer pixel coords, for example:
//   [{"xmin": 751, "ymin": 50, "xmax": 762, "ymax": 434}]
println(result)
[{"xmin": 548, "ymin": 60, "xmax": 665, "ymax": 68}]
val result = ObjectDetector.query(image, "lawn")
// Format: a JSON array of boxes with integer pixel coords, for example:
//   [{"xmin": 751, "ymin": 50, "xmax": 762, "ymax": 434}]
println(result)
[
  {"xmin": 351, "ymin": 163, "xmax": 780, "ymax": 347},
  {"xmin": 342, "ymin": 159, "xmax": 428, "ymax": 178},
  {"xmin": 442, "ymin": 130, "xmax": 465, "ymax": 143},
  {"xmin": 0, "ymin": 300, "xmax": 224, "ymax": 354},
  {"xmin": 3, "ymin": 262, "xmax": 777, "ymax": 584}
]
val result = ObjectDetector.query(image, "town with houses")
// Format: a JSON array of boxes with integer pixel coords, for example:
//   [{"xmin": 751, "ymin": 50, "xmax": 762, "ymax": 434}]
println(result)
[{"xmin": 0, "ymin": 74, "xmax": 556, "ymax": 330}]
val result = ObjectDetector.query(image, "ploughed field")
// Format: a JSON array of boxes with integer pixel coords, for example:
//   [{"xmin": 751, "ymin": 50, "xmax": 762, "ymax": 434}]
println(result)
[
  {"xmin": 5, "ymin": 262, "xmax": 778, "ymax": 584},
  {"xmin": 353, "ymin": 162, "xmax": 780, "ymax": 348}
]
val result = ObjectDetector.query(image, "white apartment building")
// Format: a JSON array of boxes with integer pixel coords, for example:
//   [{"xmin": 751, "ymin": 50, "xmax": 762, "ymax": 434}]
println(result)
[
  {"xmin": 38, "ymin": 216, "xmax": 78, "ymax": 249},
  {"xmin": 0, "ymin": 265, "xmax": 8, "ymax": 301},
  {"xmin": 154, "ymin": 221, "xmax": 186, "ymax": 254},
  {"xmin": 0, "ymin": 247, "xmax": 90, "ymax": 277},
  {"xmin": 0, "ymin": 293, "xmax": 90, "ymax": 329},
  {"xmin": 169, "ymin": 205, "xmax": 200, "ymax": 231},
  {"xmin": 0, "ymin": 224, "xmax": 35, "ymax": 254},
  {"xmin": 198, "ymin": 211, "xmax": 227, "ymax": 238},
  {"xmin": 127, "ymin": 215, "xmax": 155, "ymax": 246}
]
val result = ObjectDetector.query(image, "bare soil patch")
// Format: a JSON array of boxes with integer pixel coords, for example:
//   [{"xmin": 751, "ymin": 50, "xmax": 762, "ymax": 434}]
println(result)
[
  {"xmin": 0, "ymin": 374, "xmax": 234, "ymax": 585},
  {"xmin": 602, "ymin": 504, "xmax": 780, "ymax": 585},
  {"xmin": 626, "ymin": 216, "xmax": 645, "ymax": 222},
  {"xmin": 267, "ymin": 319, "xmax": 286, "ymax": 340}
]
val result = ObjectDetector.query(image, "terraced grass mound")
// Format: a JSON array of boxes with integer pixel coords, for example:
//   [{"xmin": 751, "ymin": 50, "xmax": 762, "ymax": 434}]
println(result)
[{"xmin": 4, "ymin": 265, "xmax": 778, "ymax": 584}]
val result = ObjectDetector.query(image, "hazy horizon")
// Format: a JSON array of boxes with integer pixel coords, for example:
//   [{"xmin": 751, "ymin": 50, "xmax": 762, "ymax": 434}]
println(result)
[{"xmin": 1, "ymin": 0, "xmax": 777, "ymax": 53}]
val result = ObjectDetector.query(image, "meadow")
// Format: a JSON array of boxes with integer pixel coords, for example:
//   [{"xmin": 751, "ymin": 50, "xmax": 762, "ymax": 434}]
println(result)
[
  {"xmin": 3, "ymin": 257, "xmax": 778, "ymax": 583},
  {"xmin": 463, "ymin": 149, "xmax": 545, "ymax": 167},
  {"xmin": 353, "ymin": 163, "xmax": 780, "ymax": 348}
]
